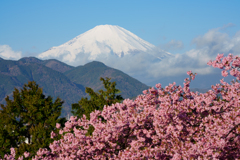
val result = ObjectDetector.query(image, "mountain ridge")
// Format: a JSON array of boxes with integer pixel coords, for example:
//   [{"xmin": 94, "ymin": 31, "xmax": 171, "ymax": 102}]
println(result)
[
  {"xmin": 18, "ymin": 57, "xmax": 74, "ymax": 73},
  {"xmin": 0, "ymin": 57, "xmax": 152, "ymax": 117},
  {"xmin": 64, "ymin": 60, "xmax": 151, "ymax": 99}
]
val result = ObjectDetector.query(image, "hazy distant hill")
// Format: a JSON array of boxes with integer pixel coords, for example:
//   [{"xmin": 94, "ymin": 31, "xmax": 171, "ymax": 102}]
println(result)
[
  {"xmin": 64, "ymin": 61, "xmax": 152, "ymax": 100},
  {"xmin": 0, "ymin": 57, "xmax": 151, "ymax": 117},
  {"xmin": 42, "ymin": 59, "xmax": 74, "ymax": 73},
  {"xmin": 19, "ymin": 57, "xmax": 74, "ymax": 73},
  {"xmin": 0, "ymin": 57, "xmax": 87, "ymax": 117}
]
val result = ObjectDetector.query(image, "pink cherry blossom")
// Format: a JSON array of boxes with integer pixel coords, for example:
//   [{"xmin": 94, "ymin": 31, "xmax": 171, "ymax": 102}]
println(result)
[
  {"xmin": 23, "ymin": 152, "xmax": 30, "ymax": 158},
  {"xmin": 221, "ymin": 70, "xmax": 228, "ymax": 77},
  {"xmin": 56, "ymin": 123, "xmax": 61, "ymax": 129},
  {"xmin": 3, "ymin": 53, "xmax": 240, "ymax": 159}
]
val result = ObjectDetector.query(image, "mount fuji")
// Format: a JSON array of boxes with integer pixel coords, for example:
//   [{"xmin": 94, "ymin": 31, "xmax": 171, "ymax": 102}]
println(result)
[{"xmin": 37, "ymin": 25, "xmax": 173, "ymax": 66}]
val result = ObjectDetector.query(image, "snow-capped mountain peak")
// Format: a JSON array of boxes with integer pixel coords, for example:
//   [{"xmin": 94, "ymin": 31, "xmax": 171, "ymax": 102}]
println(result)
[{"xmin": 38, "ymin": 24, "xmax": 172, "ymax": 64}]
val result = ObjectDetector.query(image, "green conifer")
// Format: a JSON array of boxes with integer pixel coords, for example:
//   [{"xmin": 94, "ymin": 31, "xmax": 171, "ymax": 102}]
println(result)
[{"xmin": 0, "ymin": 81, "xmax": 66, "ymax": 159}]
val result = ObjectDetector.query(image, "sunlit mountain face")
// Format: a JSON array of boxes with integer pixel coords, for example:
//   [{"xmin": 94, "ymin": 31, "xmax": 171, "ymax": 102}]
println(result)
[{"xmin": 38, "ymin": 24, "xmax": 173, "ymax": 66}]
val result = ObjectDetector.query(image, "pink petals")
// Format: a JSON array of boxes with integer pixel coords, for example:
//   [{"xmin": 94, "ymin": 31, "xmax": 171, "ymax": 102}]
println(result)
[{"xmin": 3, "ymin": 53, "xmax": 240, "ymax": 159}]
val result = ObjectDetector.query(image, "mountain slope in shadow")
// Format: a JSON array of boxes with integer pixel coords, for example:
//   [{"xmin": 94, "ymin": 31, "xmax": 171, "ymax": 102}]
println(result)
[
  {"xmin": 64, "ymin": 61, "xmax": 152, "ymax": 100},
  {"xmin": 0, "ymin": 57, "xmax": 86, "ymax": 117},
  {"xmin": 0, "ymin": 57, "xmax": 152, "ymax": 117}
]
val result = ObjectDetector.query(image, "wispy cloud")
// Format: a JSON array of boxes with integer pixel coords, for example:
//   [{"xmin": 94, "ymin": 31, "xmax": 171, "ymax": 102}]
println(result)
[
  {"xmin": 160, "ymin": 39, "xmax": 184, "ymax": 51},
  {"xmin": 192, "ymin": 28, "xmax": 240, "ymax": 56},
  {"xmin": 0, "ymin": 45, "xmax": 22, "ymax": 60},
  {"xmin": 148, "ymin": 27, "xmax": 240, "ymax": 78},
  {"xmin": 220, "ymin": 23, "xmax": 235, "ymax": 30}
]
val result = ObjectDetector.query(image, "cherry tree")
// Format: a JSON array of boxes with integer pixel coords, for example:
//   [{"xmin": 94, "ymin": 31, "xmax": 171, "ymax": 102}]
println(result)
[{"xmin": 3, "ymin": 53, "xmax": 240, "ymax": 159}]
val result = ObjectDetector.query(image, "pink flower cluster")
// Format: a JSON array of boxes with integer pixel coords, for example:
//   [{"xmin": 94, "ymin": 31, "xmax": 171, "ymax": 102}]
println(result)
[
  {"xmin": 2, "ymin": 53, "xmax": 240, "ymax": 159},
  {"xmin": 2, "ymin": 149, "xmax": 29, "ymax": 160},
  {"xmin": 207, "ymin": 53, "xmax": 240, "ymax": 79}
]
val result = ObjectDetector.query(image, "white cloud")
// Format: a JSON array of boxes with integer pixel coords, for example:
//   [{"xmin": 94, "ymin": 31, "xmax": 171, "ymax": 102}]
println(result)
[
  {"xmin": 147, "ymin": 48, "xmax": 214, "ymax": 78},
  {"xmin": 220, "ymin": 23, "xmax": 235, "ymax": 30},
  {"xmin": 160, "ymin": 39, "xmax": 184, "ymax": 51},
  {"xmin": 191, "ymin": 28, "xmax": 230, "ymax": 52},
  {"xmin": 148, "ymin": 28, "xmax": 240, "ymax": 78},
  {"xmin": 0, "ymin": 45, "xmax": 22, "ymax": 60},
  {"xmin": 113, "ymin": 27, "xmax": 240, "ymax": 85}
]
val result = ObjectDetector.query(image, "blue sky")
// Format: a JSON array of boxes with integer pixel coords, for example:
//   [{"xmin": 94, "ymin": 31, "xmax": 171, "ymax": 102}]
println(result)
[
  {"xmin": 1, "ymin": 0, "xmax": 239, "ymax": 57},
  {"xmin": 1, "ymin": 0, "xmax": 240, "ymax": 88}
]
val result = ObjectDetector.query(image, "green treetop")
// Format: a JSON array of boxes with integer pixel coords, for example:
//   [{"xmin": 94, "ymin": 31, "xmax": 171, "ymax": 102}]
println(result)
[
  {"xmin": 71, "ymin": 77, "xmax": 124, "ymax": 136},
  {"xmin": 0, "ymin": 81, "xmax": 66, "ymax": 159}
]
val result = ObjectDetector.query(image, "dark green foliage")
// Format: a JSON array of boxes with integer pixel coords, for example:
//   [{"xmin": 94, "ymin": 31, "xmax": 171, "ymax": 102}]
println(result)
[
  {"xmin": 71, "ymin": 77, "xmax": 124, "ymax": 136},
  {"xmin": 0, "ymin": 81, "xmax": 67, "ymax": 159}
]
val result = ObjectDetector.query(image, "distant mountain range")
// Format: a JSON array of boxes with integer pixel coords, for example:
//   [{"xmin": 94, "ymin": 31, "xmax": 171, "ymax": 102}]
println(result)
[
  {"xmin": 1, "ymin": 25, "xmax": 219, "ymax": 118},
  {"xmin": 0, "ymin": 57, "xmax": 152, "ymax": 117}
]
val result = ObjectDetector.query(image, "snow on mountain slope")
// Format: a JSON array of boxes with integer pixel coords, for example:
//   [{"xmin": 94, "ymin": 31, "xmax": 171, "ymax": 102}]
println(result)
[{"xmin": 38, "ymin": 25, "xmax": 172, "ymax": 64}]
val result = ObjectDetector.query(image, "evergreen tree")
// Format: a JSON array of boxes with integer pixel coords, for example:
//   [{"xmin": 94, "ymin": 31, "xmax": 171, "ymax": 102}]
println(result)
[
  {"xmin": 0, "ymin": 81, "xmax": 66, "ymax": 159},
  {"xmin": 71, "ymin": 77, "xmax": 124, "ymax": 136}
]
